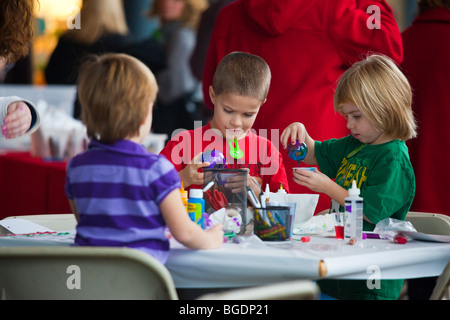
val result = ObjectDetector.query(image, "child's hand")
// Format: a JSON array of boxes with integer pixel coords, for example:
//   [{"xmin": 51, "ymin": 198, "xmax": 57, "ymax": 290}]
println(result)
[
  {"xmin": 280, "ymin": 122, "xmax": 306, "ymax": 148},
  {"xmin": 292, "ymin": 167, "xmax": 331, "ymax": 194},
  {"xmin": 3, "ymin": 101, "xmax": 32, "ymax": 139},
  {"xmin": 179, "ymin": 152, "xmax": 210, "ymax": 187},
  {"xmin": 206, "ymin": 224, "xmax": 225, "ymax": 248}
]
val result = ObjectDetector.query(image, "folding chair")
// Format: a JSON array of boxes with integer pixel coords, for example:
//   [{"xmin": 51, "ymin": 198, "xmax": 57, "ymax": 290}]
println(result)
[
  {"xmin": 405, "ymin": 211, "xmax": 450, "ymax": 236},
  {"xmin": 404, "ymin": 211, "xmax": 450, "ymax": 300},
  {"xmin": 430, "ymin": 260, "xmax": 450, "ymax": 300},
  {"xmin": 196, "ymin": 280, "xmax": 320, "ymax": 300},
  {"xmin": 0, "ymin": 246, "xmax": 178, "ymax": 300}
]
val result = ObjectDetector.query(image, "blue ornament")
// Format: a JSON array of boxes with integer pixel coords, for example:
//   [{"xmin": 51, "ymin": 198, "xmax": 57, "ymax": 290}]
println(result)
[
  {"xmin": 202, "ymin": 149, "xmax": 226, "ymax": 168},
  {"xmin": 287, "ymin": 141, "xmax": 308, "ymax": 162}
]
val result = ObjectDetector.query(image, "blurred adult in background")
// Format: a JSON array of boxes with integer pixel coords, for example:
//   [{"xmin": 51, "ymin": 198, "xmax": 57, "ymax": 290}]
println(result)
[
  {"xmin": 189, "ymin": 0, "xmax": 235, "ymax": 82},
  {"xmin": 202, "ymin": 0, "xmax": 403, "ymax": 212},
  {"xmin": 1, "ymin": 53, "xmax": 33, "ymax": 84},
  {"xmin": 45, "ymin": 0, "xmax": 166, "ymax": 119},
  {"xmin": 401, "ymin": 0, "xmax": 450, "ymax": 217},
  {"xmin": 0, "ymin": 0, "xmax": 39, "ymax": 138},
  {"xmin": 149, "ymin": 0, "xmax": 208, "ymax": 137}
]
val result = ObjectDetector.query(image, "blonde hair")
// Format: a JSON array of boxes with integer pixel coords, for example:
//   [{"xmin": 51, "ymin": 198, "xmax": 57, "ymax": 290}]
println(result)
[
  {"xmin": 150, "ymin": 0, "xmax": 208, "ymax": 29},
  {"xmin": 334, "ymin": 54, "xmax": 417, "ymax": 141},
  {"xmin": 66, "ymin": 0, "xmax": 129, "ymax": 45},
  {"xmin": 78, "ymin": 53, "xmax": 158, "ymax": 143},
  {"xmin": 212, "ymin": 51, "xmax": 272, "ymax": 102}
]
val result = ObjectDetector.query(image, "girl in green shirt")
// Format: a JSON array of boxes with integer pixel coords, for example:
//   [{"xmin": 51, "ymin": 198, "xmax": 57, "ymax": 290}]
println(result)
[{"xmin": 281, "ymin": 54, "xmax": 417, "ymax": 300}]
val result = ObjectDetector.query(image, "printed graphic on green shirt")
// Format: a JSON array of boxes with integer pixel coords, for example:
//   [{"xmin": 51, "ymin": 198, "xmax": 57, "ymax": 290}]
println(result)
[{"xmin": 335, "ymin": 157, "xmax": 368, "ymax": 189}]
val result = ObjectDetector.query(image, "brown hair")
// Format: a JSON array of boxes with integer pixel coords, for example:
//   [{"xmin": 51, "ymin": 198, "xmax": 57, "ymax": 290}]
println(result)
[
  {"xmin": 334, "ymin": 54, "xmax": 417, "ymax": 141},
  {"xmin": 150, "ymin": 0, "xmax": 208, "ymax": 29},
  {"xmin": 0, "ymin": 0, "xmax": 34, "ymax": 63},
  {"xmin": 212, "ymin": 51, "xmax": 272, "ymax": 103},
  {"xmin": 77, "ymin": 53, "xmax": 158, "ymax": 142}
]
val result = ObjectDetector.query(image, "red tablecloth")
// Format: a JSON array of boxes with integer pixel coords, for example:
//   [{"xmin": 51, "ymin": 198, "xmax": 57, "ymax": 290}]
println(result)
[{"xmin": 0, "ymin": 151, "xmax": 71, "ymax": 219}]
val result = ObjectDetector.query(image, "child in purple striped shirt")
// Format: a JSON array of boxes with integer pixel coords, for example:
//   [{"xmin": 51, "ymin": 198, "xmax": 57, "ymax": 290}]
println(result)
[{"xmin": 65, "ymin": 53, "xmax": 223, "ymax": 264}]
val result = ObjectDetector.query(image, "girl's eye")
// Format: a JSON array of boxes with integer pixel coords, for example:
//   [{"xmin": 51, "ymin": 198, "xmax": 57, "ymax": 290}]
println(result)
[
  {"xmin": 223, "ymin": 108, "xmax": 233, "ymax": 114},
  {"xmin": 244, "ymin": 113, "xmax": 255, "ymax": 117}
]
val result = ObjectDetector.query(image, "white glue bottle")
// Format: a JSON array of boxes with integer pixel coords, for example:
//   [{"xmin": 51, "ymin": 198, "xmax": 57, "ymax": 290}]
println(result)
[{"xmin": 344, "ymin": 180, "xmax": 363, "ymax": 241}]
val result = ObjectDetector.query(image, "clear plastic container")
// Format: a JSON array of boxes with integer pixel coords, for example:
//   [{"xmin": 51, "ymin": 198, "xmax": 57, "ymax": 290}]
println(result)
[{"xmin": 203, "ymin": 168, "xmax": 250, "ymax": 235}]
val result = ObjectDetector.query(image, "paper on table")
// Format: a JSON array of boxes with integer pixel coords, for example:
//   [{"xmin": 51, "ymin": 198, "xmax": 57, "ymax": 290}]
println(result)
[
  {"xmin": 0, "ymin": 218, "xmax": 54, "ymax": 234},
  {"xmin": 262, "ymin": 192, "xmax": 319, "ymax": 225},
  {"xmin": 398, "ymin": 231, "xmax": 450, "ymax": 243}
]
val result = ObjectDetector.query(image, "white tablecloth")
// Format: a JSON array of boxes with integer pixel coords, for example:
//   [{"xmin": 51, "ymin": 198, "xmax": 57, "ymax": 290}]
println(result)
[
  {"xmin": 1, "ymin": 231, "xmax": 449, "ymax": 289},
  {"xmin": 166, "ymin": 235, "xmax": 450, "ymax": 288}
]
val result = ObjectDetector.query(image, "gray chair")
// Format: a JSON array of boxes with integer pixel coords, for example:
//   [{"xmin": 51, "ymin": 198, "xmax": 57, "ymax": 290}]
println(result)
[
  {"xmin": 405, "ymin": 211, "xmax": 450, "ymax": 236},
  {"xmin": 430, "ymin": 260, "xmax": 450, "ymax": 300},
  {"xmin": 196, "ymin": 280, "xmax": 320, "ymax": 300},
  {"xmin": 404, "ymin": 211, "xmax": 450, "ymax": 300},
  {"xmin": 0, "ymin": 246, "xmax": 178, "ymax": 300}
]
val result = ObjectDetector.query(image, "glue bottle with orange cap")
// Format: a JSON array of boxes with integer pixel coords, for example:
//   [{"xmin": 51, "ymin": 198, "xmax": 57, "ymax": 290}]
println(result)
[{"xmin": 180, "ymin": 182, "xmax": 188, "ymax": 211}]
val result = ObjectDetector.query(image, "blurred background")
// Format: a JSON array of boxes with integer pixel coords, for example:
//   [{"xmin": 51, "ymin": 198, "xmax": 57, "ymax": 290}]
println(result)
[{"xmin": 29, "ymin": 0, "xmax": 418, "ymax": 85}]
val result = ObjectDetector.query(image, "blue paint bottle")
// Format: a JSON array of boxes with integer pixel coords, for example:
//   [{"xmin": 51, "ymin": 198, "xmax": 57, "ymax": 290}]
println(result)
[{"xmin": 187, "ymin": 189, "xmax": 205, "ymax": 228}]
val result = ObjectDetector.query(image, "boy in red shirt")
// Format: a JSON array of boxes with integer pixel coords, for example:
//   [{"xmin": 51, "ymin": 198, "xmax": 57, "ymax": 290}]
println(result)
[{"xmin": 160, "ymin": 52, "xmax": 289, "ymax": 199}]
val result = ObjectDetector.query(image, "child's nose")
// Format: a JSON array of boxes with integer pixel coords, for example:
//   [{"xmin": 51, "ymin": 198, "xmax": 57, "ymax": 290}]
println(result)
[
  {"xmin": 230, "ymin": 115, "xmax": 242, "ymax": 127},
  {"xmin": 346, "ymin": 119, "xmax": 354, "ymax": 130}
]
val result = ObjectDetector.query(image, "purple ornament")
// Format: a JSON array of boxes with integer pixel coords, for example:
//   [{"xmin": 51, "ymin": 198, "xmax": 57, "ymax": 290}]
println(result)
[
  {"xmin": 287, "ymin": 141, "xmax": 308, "ymax": 162},
  {"xmin": 202, "ymin": 149, "xmax": 226, "ymax": 168}
]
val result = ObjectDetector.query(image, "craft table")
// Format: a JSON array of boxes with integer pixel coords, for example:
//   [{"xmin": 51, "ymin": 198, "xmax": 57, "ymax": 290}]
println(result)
[
  {"xmin": 0, "ymin": 151, "xmax": 71, "ymax": 219},
  {"xmin": 0, "ymin": 230, "xmax": 448, "ymax": 290},
  {"xmin": 166, "ymin": 235, "xmax": 450, "ymax": 288}
]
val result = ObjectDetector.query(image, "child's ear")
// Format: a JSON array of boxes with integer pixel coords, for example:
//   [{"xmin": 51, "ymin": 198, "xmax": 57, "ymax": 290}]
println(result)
[{"xmin": 209, "ymin": 86, "xmax": 215, "ymax": 103}]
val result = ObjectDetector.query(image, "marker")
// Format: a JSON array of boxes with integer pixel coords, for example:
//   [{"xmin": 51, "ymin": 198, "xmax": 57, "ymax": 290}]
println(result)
[
  {"xmin": 363, "ymin": 232, "xmax": 380, "ymax": 239},
  {"xmin": 202, "ymin": 180, "xmax": 214, "ymax": 193},
  {"xmin": 247, "ymin": 186, "xmax": 261, "ymax": 208}
]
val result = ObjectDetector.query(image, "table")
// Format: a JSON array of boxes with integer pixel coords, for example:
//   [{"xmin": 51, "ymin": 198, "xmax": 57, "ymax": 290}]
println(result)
[
  {"xmin": 0, "ymin": 151, "xmax": 71, "ymax": 219},
  {"xmin": 0, "ymin": 230, "xmax": 448, "ymax": 290},
  {"xmin": 167, "ymin": 235, "xmax": 450, "ymax": 288}
]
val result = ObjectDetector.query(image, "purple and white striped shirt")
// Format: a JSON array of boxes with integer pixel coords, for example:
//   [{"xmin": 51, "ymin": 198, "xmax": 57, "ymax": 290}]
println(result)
[{"xmin": 65, "ymin": 139, "xmax": 181, "ymax": 264}]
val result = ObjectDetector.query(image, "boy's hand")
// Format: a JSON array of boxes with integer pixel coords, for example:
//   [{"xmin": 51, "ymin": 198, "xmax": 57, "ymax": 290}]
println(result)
[
  {"xmin": 281, "ymin": 122, "xmax": 317, "ymax": 165},
  {"xmin": 179, "ymin": 152, "xmax": 210, "ymax": 188},
  {"xmin": 292, "ymin": 167, "xmax": 331, "ymax": 194},
  {"xmin": 223, "ymin": 169, "xmax": 261, "ymax": 196},
  {"xmin": 3, "ymin": 101, "xmax": 32, "ymax": 139},
  {"xmin": 280, "ymin": 122, "xmax": 306, "ymax": 148}
]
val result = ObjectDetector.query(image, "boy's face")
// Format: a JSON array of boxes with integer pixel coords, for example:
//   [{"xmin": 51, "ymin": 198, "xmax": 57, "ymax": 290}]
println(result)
[
  {"xmin": 340, "ymin": 103, "xmax": 388, "ymax": 145},
  {"xmin": 209, "ymin": 86, "xmax": 263, "ymax": 140}
]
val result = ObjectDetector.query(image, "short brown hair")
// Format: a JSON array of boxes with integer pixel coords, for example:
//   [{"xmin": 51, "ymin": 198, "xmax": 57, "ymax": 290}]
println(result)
[
  {"xmin": 212, "ymin": 52, "xmax": 271, "ymax": 103},
  {"xmin": 0, "ymin": 0, "xmax": 34, "ymax": 63},
  {"xmin": 77, "ymin": 53, "xmax": 158, "ymax": 142},
  {"xmin": 334, "ymin": 54, "xmax": 417, "ymax": 141}
]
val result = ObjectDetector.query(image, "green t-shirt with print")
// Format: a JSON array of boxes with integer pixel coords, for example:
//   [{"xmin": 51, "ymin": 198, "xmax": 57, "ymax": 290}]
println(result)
[{"xmin": 315, "ymin": 135, "xmax": 415, "ymax": 300}]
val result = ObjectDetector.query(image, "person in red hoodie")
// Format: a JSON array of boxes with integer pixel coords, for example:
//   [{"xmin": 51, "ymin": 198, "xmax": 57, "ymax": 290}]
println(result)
[
  {"xmin": 401, "ymin": 0, "xmax": 450, "ymax": 217},
  {"xmin": 202, "ymin": 0, "xmax": 403, "ymax": 213}
]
